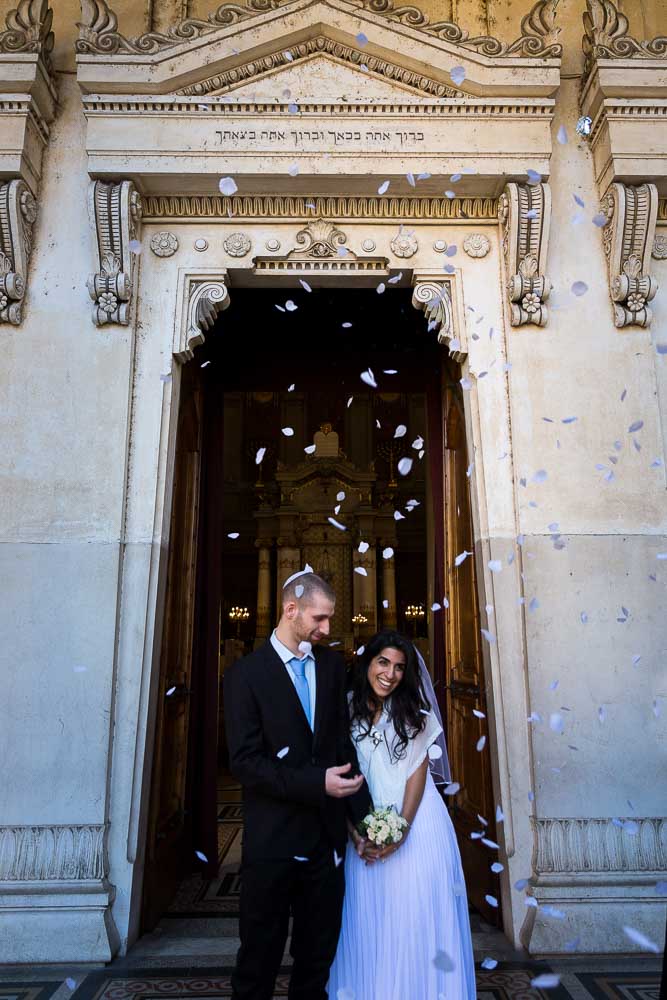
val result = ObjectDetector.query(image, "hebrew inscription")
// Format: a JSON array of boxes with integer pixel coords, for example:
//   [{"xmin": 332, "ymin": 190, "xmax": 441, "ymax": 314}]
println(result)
[{"xmin": 214, "ymin": 129, "xmax": 426, "ymax": 149}]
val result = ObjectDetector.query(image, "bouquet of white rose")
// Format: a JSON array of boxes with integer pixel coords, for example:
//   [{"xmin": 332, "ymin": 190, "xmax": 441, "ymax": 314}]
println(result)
[{"xmin": 358, "ymin": 806, "xmax": 408, "ymax": 846}]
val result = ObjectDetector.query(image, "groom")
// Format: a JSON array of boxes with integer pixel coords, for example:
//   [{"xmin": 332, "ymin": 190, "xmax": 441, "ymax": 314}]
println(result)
[{"xmin": 224, "ymin": 571, "xmax": 372, "ymax": 1000}]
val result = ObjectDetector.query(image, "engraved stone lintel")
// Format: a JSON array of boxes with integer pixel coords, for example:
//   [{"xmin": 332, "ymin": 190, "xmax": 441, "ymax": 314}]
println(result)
[
  {"xmin": 498, "ymin": 182, "xmax": 551, "ymax": 327},
  {"xmin": 411, "ymin": 277, "xmax": 465, "ymax": 361},
  {"xmin": 184, "ymin": 278, "xmax": 230, "ymax": 361},
  {"xmin": 0, "ymin": 179, "xmax": 37, "ymax": 326},
  {"xmin": 0, "ymin": 824, "xmax": 107, "ymax": 881},
  {"xmin": 87, "ymin": 180, "xmax": 143, "ymax": 327},
  {"xmin": 601, "ymin": 182, "xmax": 658, "ymax": 328}
]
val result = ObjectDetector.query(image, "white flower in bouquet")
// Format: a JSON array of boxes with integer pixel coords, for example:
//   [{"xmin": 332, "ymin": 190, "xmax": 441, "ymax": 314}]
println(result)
[{"xmin": 359, "ymin": 806, "xmax": 408, "ymax": 846}]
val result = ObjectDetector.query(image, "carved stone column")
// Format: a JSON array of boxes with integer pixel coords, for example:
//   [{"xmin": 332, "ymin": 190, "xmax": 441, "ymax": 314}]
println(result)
[
  {"xmin": 0, "ymin": 180, "xmax": 37, "ymax": 325},
  {"xmin": 498, "ymin": 181, "xmax": 552, "ymax": 326},
  {"xmin": 382, "ymin": 550, "xmax": 397, "ymax": 629},
  {"xmin": 600, "ymin": 182, "xmax": 659, "ymax": 328},
  {"xmin": 255, "ymin": 542, "xmax": 272, "ymax": 640},
  {"xmin": 87, "ymin": 179, "xmax": 142, "ymax": 326},
  {"xmin": 276, "ymin": 543, "xmax": 301, "ymax": 609}
]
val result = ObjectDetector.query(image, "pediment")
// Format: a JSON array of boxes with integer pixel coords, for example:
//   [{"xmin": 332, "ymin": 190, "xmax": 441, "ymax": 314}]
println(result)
[
  {"xmin": 77, "ymin": 0, "xmax": 561, "ymax": 100},
  {"xmin": 189, "ymin": 48, "xmax": 459, "ymax": 103}
]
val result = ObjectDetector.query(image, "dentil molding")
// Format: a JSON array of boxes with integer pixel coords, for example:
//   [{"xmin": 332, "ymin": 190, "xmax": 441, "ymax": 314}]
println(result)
[
  {"xmin": 600, "ymin": 182, "xmax": 658, "ymax": 328},
  {"xmin": 0, "ymin": 824, "xmax": 106, "ymax": 881},
  {"xmin": 498, "ymin": 182, "xmax": 551, "ymax": 327},
  {"xmin": 87, "ymin": 180, "xmax": 143, "ymax": 326},
  {"xmin": 0, "ymin": 180, "xmax": 38, "ymax": 325}
]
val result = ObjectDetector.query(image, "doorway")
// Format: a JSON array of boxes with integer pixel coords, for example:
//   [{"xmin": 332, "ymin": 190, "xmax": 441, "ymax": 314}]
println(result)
[{"xmin": 140, "ymin": 284, "xmax": 499, "ymax": 934}]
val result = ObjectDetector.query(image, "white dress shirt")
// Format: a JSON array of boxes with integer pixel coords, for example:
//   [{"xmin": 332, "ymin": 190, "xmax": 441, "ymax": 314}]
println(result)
[{"xmin": 270, "ymin": 629, "xmax": 317, "ymax": 730}]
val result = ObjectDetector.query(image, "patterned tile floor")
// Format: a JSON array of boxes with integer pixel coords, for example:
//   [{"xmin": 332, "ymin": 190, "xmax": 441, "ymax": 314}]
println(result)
[{"xmin": 1, "ymin": 781, "xmax": 662, "ymax": 998}]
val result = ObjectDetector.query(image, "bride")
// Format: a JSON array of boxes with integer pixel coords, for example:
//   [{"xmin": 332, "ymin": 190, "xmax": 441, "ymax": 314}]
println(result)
[{"xmin": 327, "ymin": 630, "xmax": 477, "ymax": 1000}]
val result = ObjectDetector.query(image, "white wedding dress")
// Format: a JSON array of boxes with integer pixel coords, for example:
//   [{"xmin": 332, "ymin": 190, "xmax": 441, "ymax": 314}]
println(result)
[{"xmin": 327, "ymin": 703, "xmax": 477, "ymax": 1000}]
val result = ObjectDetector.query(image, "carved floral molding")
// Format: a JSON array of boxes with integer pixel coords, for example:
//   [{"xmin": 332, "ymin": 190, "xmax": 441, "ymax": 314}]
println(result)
[
  {"xmin": 536, "ymin": 817, "xmax": 667, "ymax": 874},
  {"xmin": 0, "ymin": 824, "xmax": 106, "ymax": 881},
  {"xmin": 600, "ymin": 182, "xmax": 659, "ymax": 328},
  {"xmin": 0, "ymin": 0, "xmax": 55, "ymax": 81},
  {"xmin": 0, "ymin": 180, "xmax": 37, "ymax": 326},
  {"xmin": 142, "ymin": 195, "xmax": 499, "ymax": 223},
  {"xmin": 498, "ymin": 182, "xmax": 551, "ymax": 327},
  {"xmin": 252, "ymin": 218, "xmax": 389, "ymax": 277},
  {"xmin": 176, "ymin": 35, "xmax": 461, "ymax": 100},
  {"xmin": 87, "ymin": 180, "xmax": 143, "ymax": 326},
  {"xmin": 76, "ymin": 0, "xmax": 562, "ymax": 59},
  {"xmin": 583, "ymin": 0, "xmax": 667, "ymax": 79}
]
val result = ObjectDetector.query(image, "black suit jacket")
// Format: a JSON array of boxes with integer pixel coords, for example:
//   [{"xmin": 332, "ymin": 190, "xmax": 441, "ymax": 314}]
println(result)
[{"xmin": 223, "ymin": 641, "xmax": 372, "ymax": 863}]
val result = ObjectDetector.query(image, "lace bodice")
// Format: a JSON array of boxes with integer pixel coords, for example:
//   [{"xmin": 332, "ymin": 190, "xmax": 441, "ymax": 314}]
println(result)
[{"xmin": 351, "ymin": 700, "xmax": 443, "ymax": 812}]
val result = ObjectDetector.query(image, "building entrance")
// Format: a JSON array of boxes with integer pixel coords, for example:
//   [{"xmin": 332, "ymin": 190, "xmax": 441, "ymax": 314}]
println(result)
[{"xmin": 141, "ymin": 285, "xmax": 499, "ymax": 934}]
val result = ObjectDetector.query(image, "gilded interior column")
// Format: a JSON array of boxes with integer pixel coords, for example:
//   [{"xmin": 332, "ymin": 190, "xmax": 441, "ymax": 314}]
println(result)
[
  {"xmin": 357, "ymin": 546, "xmax": 377, "ymax": 634},
  {"xmin": 382, "ymin": 551, "xmax": 397, "ymax": 629},
  {"xmin": 255, "ymin": 542, "xmax": 272, "ymax": 640}
]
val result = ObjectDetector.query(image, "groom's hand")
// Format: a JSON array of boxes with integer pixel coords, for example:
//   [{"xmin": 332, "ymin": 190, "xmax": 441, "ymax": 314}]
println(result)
[{"xmin": 325, "ymin": 763, "xmax": 364, "ymax": 798}]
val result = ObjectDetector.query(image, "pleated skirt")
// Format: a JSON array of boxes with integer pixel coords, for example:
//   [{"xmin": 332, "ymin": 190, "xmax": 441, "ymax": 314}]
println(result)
[{"xmin": 327, "ymin": 776, "xmax": 477, "ymax": 999}]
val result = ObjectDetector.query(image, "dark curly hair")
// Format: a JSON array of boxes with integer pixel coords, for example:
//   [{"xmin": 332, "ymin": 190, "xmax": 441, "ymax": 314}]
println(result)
[{"xmin": 350, "ymin": 630, "xmax": 431, "ymax": 761}]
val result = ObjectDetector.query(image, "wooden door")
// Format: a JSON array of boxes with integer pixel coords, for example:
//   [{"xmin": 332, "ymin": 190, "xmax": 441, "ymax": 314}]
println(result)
[
  {"xmin": 442, "ymin": 379, "xmax": 500, "ymax": 924},
  {"xmin": 141, "ymin": 368, "xmax": 203, "ymax": 931}
]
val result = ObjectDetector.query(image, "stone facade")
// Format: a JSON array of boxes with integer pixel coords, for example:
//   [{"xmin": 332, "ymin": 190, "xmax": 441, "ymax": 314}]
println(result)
[{"xmin": 0, "ymin": 0, "xmax": 665, "ymax": 965}]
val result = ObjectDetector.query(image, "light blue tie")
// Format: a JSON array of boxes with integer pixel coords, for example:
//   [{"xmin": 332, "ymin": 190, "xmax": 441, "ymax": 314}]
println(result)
[{"xmin": 290, "ymin": 656, "xmax": 311, "ymax": 728}]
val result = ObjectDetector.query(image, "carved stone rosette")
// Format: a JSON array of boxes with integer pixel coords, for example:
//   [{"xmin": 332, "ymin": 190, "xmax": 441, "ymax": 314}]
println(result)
[
  {"xmin": 600, "ymin": 182, "xmax": 658, "ymax": 328},
  {"xmin": 411, "ymin": 281, "xmax": 462, "ymax": 360},
  {"xmin": 0, "ymin": 179, "xmax": 37, "ymax": 325},
  {"xmin": 87, "ymin": 180, "xmax": 142, "ymax": 326},
  {"xmin": 498, "ymin": 182, "xmax": 552, "ymax": 327}
]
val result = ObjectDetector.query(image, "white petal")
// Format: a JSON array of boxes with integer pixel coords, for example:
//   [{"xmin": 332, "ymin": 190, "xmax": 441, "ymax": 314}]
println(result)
[
  {"xmin": 328, "ymin": 517, "xmax": 346, "ymax": 530},
  {"xmin": 354, "ymin": 566, "xmax": 368, "ymax": 576},
  {"xmin": 255, "ymin": 446, "xmax": 266, "ymax": 464},
  {"xmin": 382, "ymin": 547, "xmax": 394, "ymax": 559},
  {"xmin": 394, "ymin": 424, "xmax": 407, "ymax": 438},
  {"xmin": 358, "ymin": 541, "xmax": 370, "ymax": 553},
  {"xmin": 281, "ymin": 426, "xmax": 294, "ymax": 436},
  {"xmin": 227, "ymin": 532, "xmax": 240, "ymax": 539},
  {"xmin": 218, "ymin": 176, "xmax": 238, "ymax": 196},
  {"xmin": 277, "ymin": 746, "xmax": 290, "ymax": 759},
  {"xmin": 398, "ymin": 457, "xmax": 413, "ymax": 476},
  {"xmin": 378, "ymin": 180, "xmax": 390, "ymax": 195}
]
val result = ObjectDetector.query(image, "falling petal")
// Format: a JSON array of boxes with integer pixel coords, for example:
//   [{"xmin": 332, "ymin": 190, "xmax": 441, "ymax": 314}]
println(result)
[
  {"xmin": 628, "ymin": 420, "xmax": 644, "ymax": 433},
  {"xmin": 455, "ymin": 551, "xmax": 471, "ymax": 567},
  {"xmin": 580, "ymin": 611, "xmax": 588, "ymax": 623},
  {"xmin": 342, "ymin": 321, "xmax": 352, "ymax": 328},
  {"xmin": 592, "ymin": 212, "xmax": 607, "ymax": 227},
  {"xmin": 287, "ymin": 162, "xmax": 299, "ymax": 177},
  {"xmin": 488, "ymin": 559, "xmax": 502, "ymax": 573},
  {"xmin": 356, "ymin": 31, "xmax": 368, "ymax": 45},
  {"xmin": 394, "ymin": 510, "xmax": 405, "ymax": 521},
  {"xmin": 166, "ymin": 686, "xmax": 176, "ymax": 696},
  {"xmin": 288, "ymin": 102, "xmax": 299, "ymax": 113},
  {"xmin": 298, "ymin": 641, "xmax": 312, "ymax": 655},
  {"xmin": 444, "ymin": 782, "xmax": 460, "ymax": 795},
  {"xmin": 550, "ymin": 712, "xmax": 564, "ymax": 733},
  {"xmin": 530, "ymin": 974, "xmax": 561, "ymax": 989},
  {"xmin": 532, "ymin": 468, "xmax": 548, "ymax": 483},
  {"xmin": 433, "ymin": 950, "xmax": 455, "ymax": 971},
  {"xmin": 304, "ymin": 444, "xmax": 316, "ymax": 454},
  {"xmin": 382, "ymin": 599, "xmax": 389, "ymax": 609},
  {"xmin": 383, "ymin": 369, "xmax": 398, "ymax": 374},
  {"xmin": 354, "ymin": 566, "xmax": 368, "ymax": 576},
  {"xmin": 481, "ymin": 958, "xmax": 498, "ymax": 970},
  {"xmin": 525, "ymin": 896, "xmax": 538, "ymax": 908},
  {"xmin": 480, "ymin": 628, "xmax": 496, "ymax": 644},
  {"xmin": 356, "ymin": 645, "xmax": 365, "ymax": 656},
  {"xmin": 431, "ymin": 602, "xmax": 441, "ymax": 612},
  {"xmin": 406, "ymin": 171, "xmax": 415, "ymax": 187},
  {"xmin": 294, "ymin": 856, "xmax": 309, "ymax": 862},
  {"xmin": 572, "ymin": 280, "xmax": 588, "ymax": 296},
  {"xmin": 288, "ymin": 383, "xmax": 296, "ymax": 391},
  {"xmin": 195, "ymin": 850, "xmax": 208, "ymax": 862},
  {"xmin": 227, "ymin": 532, "xmax": 240, "ymax": 539},
  {"xmin": 529, "ymin": 597, "xmax": 540, "ymax": 612},
  {"xmin": 445, "ymin": 244, "xmax": 458, "ymax": 257},
  {"xmin": 398, "ymin": 457, "xmax": 413, "ymax": 476},
  {"xmin": 482, "ymin": 837, "xmax": 499, "ymax": 849},
  {"xmin": 299, "ymin": 279, "xmax": 312, "ymax": 292},
  {"xmin": 277, "ymin": 746, "xmax": 290, "ymax": 759},
  {"xmin": 473, "ymin": 709, "xmax": 486, "ymax": 719},
  {"xmin": 485, "ymin": 894, "xmax": 499, "ymax": 908},
  {"xmin": 450, "ymin": 65, "xmax": 466, "ymax": 85},
  {"xmin": 281, "ymin": 426, "xmax": 294, "ymax": 436},
  {"xmin": 347, "ymin": 396, "xmax": 353, "ymax": 408},
  {"xmin": 219, "ymin": 176, "xmax": 238, "ymax": 196},
  {"xmin": 358, "ymin": 541, "xmax": 369, "ymax": 553},
  {"xmin": 382, "ymin": 547, "xmax": 394, "ymax": 559},
  {"xmin": 361, "ymin": 368, "xmax": 378, "ymax": 388},
  {"xmin": 376, "ymin": 282, "xmax": 386, "ymax": 294},
  {"xmin": 491, "ymin": 862, "xmax": 504, "ymax": 874},
  {"xmin": 476, "ymin": 735, "xmax": 487, "ymax": 751},
  {"xmin": 378, "ymin": 180, "xmax": 390, "ymax": 195},
  {"xmin": 295, "ymin": 584, "xmax": 304, "ymax": 598},
  {"xmin": 328, "ymin": 517, "xmax": 346, "ymax": 530},
  {"xmin": 496, "ymin": 805, "xmax": 505, "ymax": 823},
  {"xmin": 557, "ymin": 124, "xmax": 568, "ymax": 144},
  {"xmin": 255, "ymin": 446, "xmax": 266, "ymax": 464},
  {"xmin": 428, "ymin": 744, "xmax": 443, "ymax": 760},
  {"xmin": 394, "ymin": 424, "xmax": 407, "ymax": 438}
]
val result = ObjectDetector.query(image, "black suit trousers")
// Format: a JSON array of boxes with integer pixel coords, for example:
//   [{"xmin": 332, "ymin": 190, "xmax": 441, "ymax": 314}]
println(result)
[{"xmin": 232, "ymin": 838, "xmax": 345, "ymax": 1000}]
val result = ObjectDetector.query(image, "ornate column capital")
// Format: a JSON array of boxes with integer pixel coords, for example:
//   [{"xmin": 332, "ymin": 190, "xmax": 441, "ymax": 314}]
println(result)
[
  {"xmin": 411, "ymin": 271, "xmax": 466, "ymax": 361},
  {"xmin": 87, "ymin": 179, "xmax": 142, "ymax": 327},
  {"xmin": 600, "ymin": 182, "xmax": 659, "ymax": 328},
  {"xmin": 0, "ymin": 179, "xmax": 37, "ymax": 326},
  {"xmin": 498, "ymin": 181, "xmax": 552, "ymax": 327}
]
